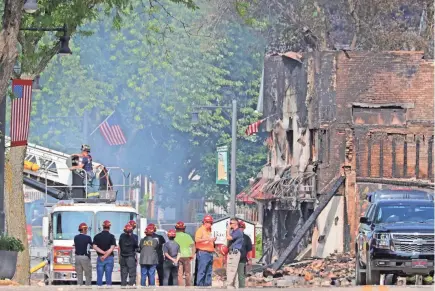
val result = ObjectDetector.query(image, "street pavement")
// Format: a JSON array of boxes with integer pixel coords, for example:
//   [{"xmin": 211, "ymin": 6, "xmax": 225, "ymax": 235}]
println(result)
[{"xmin": 0, "ymin": 286, "xmax": 433, "ymax": 290}]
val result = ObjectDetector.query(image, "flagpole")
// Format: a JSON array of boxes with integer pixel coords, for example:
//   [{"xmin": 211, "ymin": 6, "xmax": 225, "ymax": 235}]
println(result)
[{"xmin": 89, "ymin": 110, "xmax": 115, "ymax": 136}]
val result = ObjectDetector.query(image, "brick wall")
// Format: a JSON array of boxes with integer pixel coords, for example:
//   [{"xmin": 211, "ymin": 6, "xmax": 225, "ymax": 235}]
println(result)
[
  {"xmin": 335, "ymin": 51, "xmax": 434, "ymax": 124},
  {"xmin": 334, "ymin": 51, "xmax": 434, "ymax": 183}
]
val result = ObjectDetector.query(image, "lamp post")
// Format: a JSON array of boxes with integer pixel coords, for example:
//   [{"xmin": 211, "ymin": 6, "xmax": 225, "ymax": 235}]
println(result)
[
  {"xmin": 191, "ymin": 98, "xmax": 238, "ymax": 217},
  {"xmin": 0, "ymin": 23, "xmax": 71, "ymax": 234},
  {"xmin": 19, "ymin": 24, "xmax": 72, "ymax": 55}
]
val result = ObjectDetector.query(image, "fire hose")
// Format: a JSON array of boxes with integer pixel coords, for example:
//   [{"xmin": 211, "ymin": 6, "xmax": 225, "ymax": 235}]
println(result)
[{"xmin": 30, "ymin": 258, "xmax": 49, "ymax": 274}]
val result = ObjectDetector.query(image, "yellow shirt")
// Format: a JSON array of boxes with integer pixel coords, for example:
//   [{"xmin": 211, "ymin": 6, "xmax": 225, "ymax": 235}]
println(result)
[{"xmin": 195, "ymin": 225, "xmax": 214, "ymax": 252}]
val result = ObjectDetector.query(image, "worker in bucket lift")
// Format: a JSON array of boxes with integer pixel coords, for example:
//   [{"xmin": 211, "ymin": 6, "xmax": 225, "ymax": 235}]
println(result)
[
  {"xmin": 119, "ymin": 223, "xmax": 139, "ymax": 286},
  {"xmin": 195, "ymin": 214, "xmax": 216, "ymax": 286},
  {"xmin": 69, "ymin": 144, "xmax": 96, "ymax": 195},
  {"xmin": 73, "ymin": 223, "xmax": 93, "ymax": 286}
]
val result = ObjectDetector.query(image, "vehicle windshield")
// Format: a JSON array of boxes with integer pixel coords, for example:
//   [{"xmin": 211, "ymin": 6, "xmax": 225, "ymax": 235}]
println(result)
[
  {"xmin": 95, "ymin": 212, "xmax": 137, "ymax": 239},
  {"xmin": 53, "ymin": 211, "xmax": 94, "ymax": 240},
  {"xmin": 374, "ymin": 204, "xmax": 435, "ymax": 224}
]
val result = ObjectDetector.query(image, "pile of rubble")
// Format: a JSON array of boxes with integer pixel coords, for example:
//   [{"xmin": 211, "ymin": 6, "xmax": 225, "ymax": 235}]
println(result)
[{"xmin": 247, "ymin": 253, "xmax": 356, "ymax": 287}]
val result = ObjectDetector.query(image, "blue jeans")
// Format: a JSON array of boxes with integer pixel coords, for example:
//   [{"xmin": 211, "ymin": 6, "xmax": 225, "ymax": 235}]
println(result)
[
  {"xmin": 196, "ymin": 250, "xmax": 213, "ymax": 286},
  {"xmin": 141, "ymin": 264, "xmax": 157, "ymax": 286},
  {"xmin": 96, "ymin": 256, "xmax": 114, "ymax": 286}
]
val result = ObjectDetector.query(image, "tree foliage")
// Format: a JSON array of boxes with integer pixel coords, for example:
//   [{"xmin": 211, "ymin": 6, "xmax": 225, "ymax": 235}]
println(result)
[{"xmin": 13, "ymin": 0, "xmax": 267, "ymax": 214}]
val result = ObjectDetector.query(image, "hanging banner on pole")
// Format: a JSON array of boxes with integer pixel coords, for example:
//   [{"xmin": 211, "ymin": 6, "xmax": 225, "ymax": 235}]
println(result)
[{"xmin": 216, "ymin": 145, "xmax": 229, "ymax": 185}]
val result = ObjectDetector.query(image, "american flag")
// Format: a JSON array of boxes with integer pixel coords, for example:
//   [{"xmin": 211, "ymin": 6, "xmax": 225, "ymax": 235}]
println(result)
[
  {"xmin": 98, "ymin": 111, "xmax": 127, "ymax": 146},
  {"xmin": 245, "ymin": 119, "xmax": 265, "ymax": 136},
  {"xmin": 10, "ymin": 79, "xmax": 33, "ymax": 147}
]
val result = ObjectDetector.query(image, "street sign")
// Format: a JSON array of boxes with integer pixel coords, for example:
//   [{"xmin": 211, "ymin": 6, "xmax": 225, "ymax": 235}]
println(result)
[{"xmin": 211, "ymin": 216, "xmax": 256, "ymax": 257}]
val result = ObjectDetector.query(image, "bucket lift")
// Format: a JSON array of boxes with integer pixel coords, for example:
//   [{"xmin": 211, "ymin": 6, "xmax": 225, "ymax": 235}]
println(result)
[{"xmin": 5, "ymin": 136, "xmax": 132, "ymax": 203}]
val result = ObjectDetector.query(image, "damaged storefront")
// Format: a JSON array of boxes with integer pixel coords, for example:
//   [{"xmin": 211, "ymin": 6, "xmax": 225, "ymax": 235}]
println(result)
[{"xmin": 242, "ymin": 50, "xmax": 434, "ymax": 265}]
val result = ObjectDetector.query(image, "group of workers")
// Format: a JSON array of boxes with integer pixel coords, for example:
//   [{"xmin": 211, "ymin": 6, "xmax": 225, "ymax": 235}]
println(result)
[{"xmin": 73, "ymin": 215, "xmax": 253, "ymax": 288}]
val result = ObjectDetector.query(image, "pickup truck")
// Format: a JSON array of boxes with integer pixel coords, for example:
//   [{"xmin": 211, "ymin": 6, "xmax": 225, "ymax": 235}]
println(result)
[{"xmin": 355, "ymin": 199, "xmax": 434, "ymax": 285}]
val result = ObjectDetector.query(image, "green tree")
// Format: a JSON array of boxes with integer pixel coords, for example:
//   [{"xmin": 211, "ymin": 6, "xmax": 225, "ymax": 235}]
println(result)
[{"xmin": 4, "ymin": 0, "xmax": 198, "ymax": 284}]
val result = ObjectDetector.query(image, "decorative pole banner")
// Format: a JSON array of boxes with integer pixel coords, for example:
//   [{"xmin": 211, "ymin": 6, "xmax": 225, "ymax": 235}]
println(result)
[
  {"xmin": 216, "ymin": 145, "xmax": 229, "ymax": 185},
  {"xmin": 10, "ymin": 79, "xmax": 33, "ymax": 147}
]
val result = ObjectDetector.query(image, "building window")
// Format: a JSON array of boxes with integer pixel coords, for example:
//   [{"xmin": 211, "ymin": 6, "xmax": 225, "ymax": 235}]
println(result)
[{"xmin": 318, "ymin": 129, "xmax": 330, "ymax": 164}]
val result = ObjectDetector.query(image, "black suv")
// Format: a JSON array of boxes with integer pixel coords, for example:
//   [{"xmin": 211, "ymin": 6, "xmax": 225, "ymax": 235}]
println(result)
[
  {"xmin": 356, "ymin": 199, "xmax": 434, "ymax": 285},
  {"xmin": 367, "ymin": 189, "xmax": 433, "ymax": 204}
]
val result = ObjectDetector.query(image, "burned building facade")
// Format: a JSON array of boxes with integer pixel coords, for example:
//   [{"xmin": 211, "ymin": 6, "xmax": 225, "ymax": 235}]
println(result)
[{"xmin": 251, "ymin": 51, "xmax": 434, "ymax": 264}]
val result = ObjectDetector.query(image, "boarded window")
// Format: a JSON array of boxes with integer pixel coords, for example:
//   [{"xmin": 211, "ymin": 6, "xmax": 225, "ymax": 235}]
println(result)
[
  {"xmin": 352, "ymin": 106, "xmax": 407, "ymax": 126},
  {"xmin": 318, "ymin": 129, "xmax": 330, "ymax": 164}
]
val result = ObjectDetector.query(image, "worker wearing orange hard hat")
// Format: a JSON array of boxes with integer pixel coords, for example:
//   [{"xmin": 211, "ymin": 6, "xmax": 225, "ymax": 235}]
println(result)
[
  {"xmin": 174, "ymin": 221, "xmax": 195, "ymax": 286},
  {"xmin": 73, "ymin": 222, "xmax": 93, "ymax": 286},
  {"xmin": 148, "ymin": 223, "xmax": 166, "ymax": 285},
  {"xmin": 194, "ymin": 214, "xmax": 216, "ymax": 286},
  {"xmin": 139, "ymin": 226, "xmax": 159, "ymax": 286},
  {"xmin": 119, "ymin": 223, "xmax": 139, "ymax": 286},
  {"xmin": 93, "ymin": 220, "xmax": 116, "ymax": 286}
]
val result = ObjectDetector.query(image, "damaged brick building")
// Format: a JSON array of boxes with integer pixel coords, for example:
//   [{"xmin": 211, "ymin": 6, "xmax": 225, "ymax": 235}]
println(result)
[{"xmin": 248, "ymin": 50, "xmax": 434, "ymax": 264}]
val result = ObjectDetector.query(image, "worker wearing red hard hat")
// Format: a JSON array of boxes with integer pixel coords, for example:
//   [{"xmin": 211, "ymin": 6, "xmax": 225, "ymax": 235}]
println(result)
[
  {"xmin": 139, "ymin": 226, "xmax": 159, "ymax": 286},
  {"xmin": 148, "ymin": 223, "xmax": 166, "ymax": 286},
  {"xmin": 174, "ymin": 221, "xmax": 195, "ymax": 286},
  {"xmin": 194, "ymin": 214, "xmax": 216, "ymax": 286},
  {"xmin": 162, "ymin": 229, "xmax": 180, "ymax": 285},
  {"xmin": 119, "ymin": 223, "xmax": 139, "ymax": 286},
  {"xmin": 128, "ymin": 220, "xmax": 139, "ymax": 244},
  {"xmin": 73, "ymin": 222, "xmax": 93, "ymax": 286},
  {"xmin": 235, "ymin": 220, "xmax": 253, "ymax": 288},
  {"xmin": 92, "ymin": 220, "xmax": 117, "ymax": 286}
]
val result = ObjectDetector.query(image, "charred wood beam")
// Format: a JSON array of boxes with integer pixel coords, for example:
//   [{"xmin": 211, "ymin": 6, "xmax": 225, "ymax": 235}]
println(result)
[
  {"xmin": 356, "ymin": 177, "xmax": 434, "ymax": 189},
  {"xmin": 271, "ymin": 176, "xmax": 345, "ymax": 271}
]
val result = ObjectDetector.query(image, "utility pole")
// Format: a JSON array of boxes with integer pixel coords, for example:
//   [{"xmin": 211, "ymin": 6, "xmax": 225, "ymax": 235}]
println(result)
[
  {"xmin": 229, "ymin": 98, "xmax": 237, "ymax": 217},
  {"xmin": 0, "ymin": 96, "xmax": 6, "ymax": 233}
]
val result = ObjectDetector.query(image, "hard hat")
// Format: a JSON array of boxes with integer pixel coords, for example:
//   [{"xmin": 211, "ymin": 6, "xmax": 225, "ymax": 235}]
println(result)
[
  {"xmin": 203, "ymin": 214, "xmax": 214, "ymax": 224},
  {"xmin": 238, "ymin": 220, "xmax": 246, "ymax": 229},
  {"xmin": 145, "ymin": 226, "xmax": 154, "ymax": 235},
  {"xmin": 78, "ymin": 222, "xmax": 88, "ymax": 231},
  {"xmin": 218, "ymin": 244, "xmax": 229, "ymax": 256},
  {"xmin": 102, "ymin": 220, "xmax": 111, "ymax": 228},
  {"xmin": 81, "ymin": 144, "xmax": 91, "ymax": 152},
  {"xmin": 128, "ymin": 220, "xmax": 137, "ymax": 228},
  {"xmin": 175, "ymin": 221, "xmax": 185, "ymax": 229},
  {"xmin": 167, "ymin": 229, "xmax": 176, "ymax": 238},
  {"xmin": 148, "ymin": 223, "xmax": 157, "ymax": 231},
  {"xmin": 124, "ymin": 224, "xmax": 133, "ymax": 233}
]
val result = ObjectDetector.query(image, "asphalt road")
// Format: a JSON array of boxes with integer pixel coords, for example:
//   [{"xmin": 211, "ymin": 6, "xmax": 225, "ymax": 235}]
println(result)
[{"xmin": 0, "ymin": 286, "xmax": 433, "ymax": 290}]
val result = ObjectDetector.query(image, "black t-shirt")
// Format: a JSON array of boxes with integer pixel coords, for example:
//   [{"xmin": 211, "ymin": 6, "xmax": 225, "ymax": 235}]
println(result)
[
  {"xmin": 74, "ymin": 233, "xmax": 93, "ymax": 258},
  {"xmin": 152, "ymin": 233, "xmax": 166, "ymax": 263},
  {"xmin": 240, "ymin": 233, "xmax": 253, "ymax": 263},
  {"xmin": 93, "ymin": 231, "xmax": 117, "ymax": 256},
  {"xmin": 119, "ymin": 233, "xmax": 138, "ymax": 257}
]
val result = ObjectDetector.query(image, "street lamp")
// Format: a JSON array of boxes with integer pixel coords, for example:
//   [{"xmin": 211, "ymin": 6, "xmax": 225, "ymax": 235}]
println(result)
[
  {"xmin": 32, "ymin": 75, "xmax": 42, "ymax": 91},
  {"xmin": 191, "ymin": 98, "xmax": 238, "ymax": 217},
  {"xmin": 20, "ymin": 24, "xmax": 72, "ymax": 55},
  {"xmin": 23, "ymin": 0, "xmax": 38, "ymax": 14}
]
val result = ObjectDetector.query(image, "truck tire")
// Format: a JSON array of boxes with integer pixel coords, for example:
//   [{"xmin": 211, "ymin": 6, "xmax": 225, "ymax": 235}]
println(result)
[
  {"xmin": 355, "ymin": 250, "xmax": 366, "ymax": 285},
  {"xmin": 366, "ymin": 254, "xmax": 381, "ymax": 285}
]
